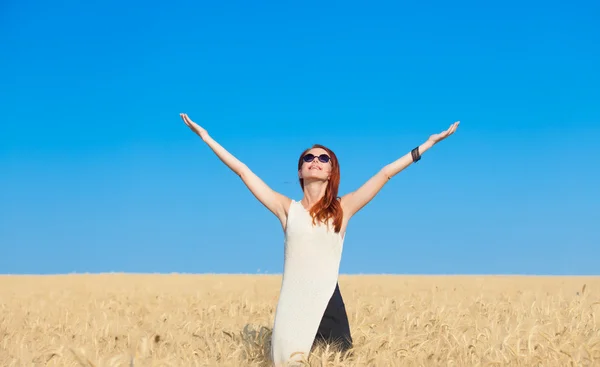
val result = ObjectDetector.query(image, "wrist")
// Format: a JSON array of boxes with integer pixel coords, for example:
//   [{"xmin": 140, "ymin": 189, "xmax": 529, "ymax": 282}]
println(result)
[
  {"xmin": 410, "ymin": 140, "xmax": 433, "ymax": 163},
  {"xmin": 417, "ymin": 140, "xmax": 434, "ymax": 155}
]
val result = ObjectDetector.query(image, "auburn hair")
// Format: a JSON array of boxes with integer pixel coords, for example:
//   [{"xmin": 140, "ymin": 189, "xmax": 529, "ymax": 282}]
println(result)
[{"xmin": 297, "ymin": 144, "xmax": 343, "ymax": 233}]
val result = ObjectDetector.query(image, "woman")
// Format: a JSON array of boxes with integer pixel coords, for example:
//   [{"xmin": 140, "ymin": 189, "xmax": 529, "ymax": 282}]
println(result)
[{"xmin": 180, "ymin": 113, "xmax": 459, "ymax": 366}]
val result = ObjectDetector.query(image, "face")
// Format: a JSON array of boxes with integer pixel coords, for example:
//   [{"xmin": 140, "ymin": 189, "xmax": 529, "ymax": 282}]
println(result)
[{"xmin": 298, "ymin": 147, "xmax": 332, "ymax": 181}]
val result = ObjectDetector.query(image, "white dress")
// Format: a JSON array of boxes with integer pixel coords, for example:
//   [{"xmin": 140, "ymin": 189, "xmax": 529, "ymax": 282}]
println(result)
[{"xmin": 270, "ymin": 199, "xmax": 346, "ymax": 366}]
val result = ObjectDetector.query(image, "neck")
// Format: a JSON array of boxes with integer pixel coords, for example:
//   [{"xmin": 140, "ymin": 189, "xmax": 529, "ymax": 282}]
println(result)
[{"xmin": 301, "ymin": 180, "xmax": 328, "ymax": 209}]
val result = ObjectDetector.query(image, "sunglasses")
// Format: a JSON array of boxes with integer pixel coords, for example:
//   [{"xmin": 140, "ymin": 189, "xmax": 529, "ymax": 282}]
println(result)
[{"xmin": 302, "ymin": 153, "xmax": 331, "ymax": 163}]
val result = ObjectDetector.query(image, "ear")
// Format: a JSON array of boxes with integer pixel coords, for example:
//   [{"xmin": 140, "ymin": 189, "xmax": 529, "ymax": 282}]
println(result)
[{"xmin": 298, "ymin": 169, "xmax": 302, "ymax": 179}]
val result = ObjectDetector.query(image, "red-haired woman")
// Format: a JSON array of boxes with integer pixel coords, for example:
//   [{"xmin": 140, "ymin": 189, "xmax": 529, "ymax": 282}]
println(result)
[{"xmin": 180, "ymin": 113, "xmax": 459, "ymax": 366}]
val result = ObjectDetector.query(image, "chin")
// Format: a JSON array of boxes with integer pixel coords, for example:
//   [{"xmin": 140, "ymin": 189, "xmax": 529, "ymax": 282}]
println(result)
[{"xmin": 303, "ymin": 173, "xmax": 328, "ymax": 181}]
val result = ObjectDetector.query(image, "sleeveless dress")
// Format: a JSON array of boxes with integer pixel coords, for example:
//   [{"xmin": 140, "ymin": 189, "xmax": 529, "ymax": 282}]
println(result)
[{"xmin": 270, "ymin": 199, "xmax": 346, "ymax": 366}]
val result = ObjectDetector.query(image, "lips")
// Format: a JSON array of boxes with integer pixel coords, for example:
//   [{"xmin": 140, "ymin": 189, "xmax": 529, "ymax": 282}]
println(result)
[{"xmin": 309, "ymin": 165, "xmax": 321, "ymax": 170}]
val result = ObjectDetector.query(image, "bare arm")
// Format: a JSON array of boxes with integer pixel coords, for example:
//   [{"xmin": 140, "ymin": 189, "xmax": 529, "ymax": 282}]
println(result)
[
  {"xmin": 341, "ymin": 121, "xmax": 460, "ymax": 218},
  {"xmin": 180, "ymin": 113, "xmax": 290, "ymax": 222}
]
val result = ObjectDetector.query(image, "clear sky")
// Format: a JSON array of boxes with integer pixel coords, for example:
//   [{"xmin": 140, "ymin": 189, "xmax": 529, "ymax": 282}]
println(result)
[{"xmin": 1, "ymin": 0, "xmax": 599, "ymax": 275}]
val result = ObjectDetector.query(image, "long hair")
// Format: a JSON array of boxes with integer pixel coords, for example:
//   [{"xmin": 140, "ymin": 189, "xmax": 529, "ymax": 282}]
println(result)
[{"xmin": 297, "ymin": 144, "xmax": 343, "ymax": 233}]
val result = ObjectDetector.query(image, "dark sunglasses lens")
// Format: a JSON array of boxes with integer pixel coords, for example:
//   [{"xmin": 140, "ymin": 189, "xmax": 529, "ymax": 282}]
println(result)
[
  {"xmin": 303, "ymin": 154, "xmax": 315, "ymax": 162},
  {"xmin": 318, "ymin": 155, "xmax": 330, "ymax": 163}
]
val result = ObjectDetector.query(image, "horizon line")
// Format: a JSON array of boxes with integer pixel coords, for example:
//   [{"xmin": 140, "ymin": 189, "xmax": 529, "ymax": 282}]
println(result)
[{"xmin": 1, "ymin": 272, "xmax": 598, "ymax": 277}]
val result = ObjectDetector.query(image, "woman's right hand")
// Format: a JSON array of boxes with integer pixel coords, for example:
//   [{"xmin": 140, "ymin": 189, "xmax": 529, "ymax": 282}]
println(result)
[{"xmin": 180, "ymin": 113, "xmax": 208, "ymax": 139}]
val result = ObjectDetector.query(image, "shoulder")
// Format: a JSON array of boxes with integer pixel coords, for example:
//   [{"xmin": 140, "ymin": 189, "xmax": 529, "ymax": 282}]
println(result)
[
  {"xmin": 276, "ymin": 197, "xmax": 294, "ymax": 233},
  {"xmin": 270, "ymin": 194, "xmax": 292, "ymax": 223},
  {"xmin": 278, "ymin": 196, "xmax": 294, "ymax": 216},
  {"xmin": 271, "ymin": 192, "xmax": 291, "ymax": 208},
  {"xmin": 338, "ymin": 194, "xmax": 352, "ymax": 210},
  {"xmin": 338, "ymin": 195, "xmax": 355, "ymax": 224}
]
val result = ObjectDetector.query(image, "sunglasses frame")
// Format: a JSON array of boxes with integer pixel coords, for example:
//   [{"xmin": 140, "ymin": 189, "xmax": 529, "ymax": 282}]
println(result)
[{"xmin": 302, "ymin": 153, "xmax": 331, "ymax": 164}]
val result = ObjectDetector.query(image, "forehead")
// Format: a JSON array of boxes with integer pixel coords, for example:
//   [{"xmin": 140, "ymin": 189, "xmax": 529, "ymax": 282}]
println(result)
[{"xmin": 306, "ymin": 148, "xmax": 328, "ymax": 156}]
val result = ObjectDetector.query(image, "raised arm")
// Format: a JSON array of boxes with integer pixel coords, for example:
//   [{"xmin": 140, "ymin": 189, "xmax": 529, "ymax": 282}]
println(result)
[
  {"xmin": 180, "ymin": 113, "xmax": 291, "ymax": 226},
  {"xmin": 341, "ymin": 121, "xmax": 460, "ymax": 218}
]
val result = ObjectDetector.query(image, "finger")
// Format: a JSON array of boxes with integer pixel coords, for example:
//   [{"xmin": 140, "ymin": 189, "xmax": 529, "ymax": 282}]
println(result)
[
  {"xmin": 448, "ymin": 123, "xmax": 457, "ymax": 135},
  {"xmin": 181, "ymin": 113, "xmax": 190, "ymax": 125},
  {"xmin": 188, "ymin": 117, "xmax": 201, "ymax": 128}
]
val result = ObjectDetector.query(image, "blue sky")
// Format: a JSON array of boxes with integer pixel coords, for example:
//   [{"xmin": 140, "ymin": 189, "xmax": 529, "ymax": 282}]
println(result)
[{"xmin": 1, "ymin": 0, "xmax": 599, "ymax": 275}]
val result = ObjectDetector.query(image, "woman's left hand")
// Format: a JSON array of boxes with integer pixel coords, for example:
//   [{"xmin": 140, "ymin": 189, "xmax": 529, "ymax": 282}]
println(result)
[{"xmin": 428, "ymin": 121, "xmax": 460, "ymax": 145}]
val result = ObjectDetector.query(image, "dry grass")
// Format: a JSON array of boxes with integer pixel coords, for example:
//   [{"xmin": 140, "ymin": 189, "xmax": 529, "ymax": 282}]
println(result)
[{"xmin": 1, "ymin": 274, "xmax": 600, "ymax": 366}]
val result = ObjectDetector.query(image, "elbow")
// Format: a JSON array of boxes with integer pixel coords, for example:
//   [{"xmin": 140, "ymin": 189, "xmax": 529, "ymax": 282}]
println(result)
[
  {"xmin": 237, "ymin": 164, "xmax": 250, "ymax": 179},
  {"xmin": 380, "ymin": 166, "xmax": 392, "ymax": 181}
]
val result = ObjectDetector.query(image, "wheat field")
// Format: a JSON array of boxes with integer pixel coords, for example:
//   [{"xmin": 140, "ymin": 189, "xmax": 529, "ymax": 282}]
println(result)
[{"xmin": 1, "ymin": 274, "xmax": 600, "ymax": 366}]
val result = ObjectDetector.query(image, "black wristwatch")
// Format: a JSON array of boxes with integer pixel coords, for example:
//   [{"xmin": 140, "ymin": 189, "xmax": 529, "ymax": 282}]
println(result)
[{"xmin": 411, "ymin": 147, "xmax": 421, "ymax": 162}]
